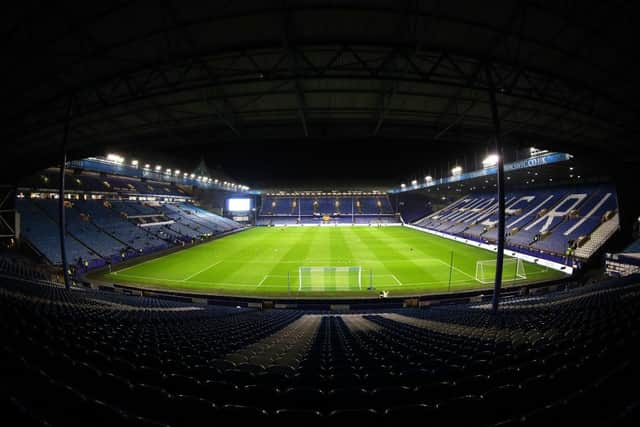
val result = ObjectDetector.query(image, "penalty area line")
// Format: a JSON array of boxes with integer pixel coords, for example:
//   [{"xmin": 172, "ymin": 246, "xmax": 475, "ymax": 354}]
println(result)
[
  {"xmin": 182, "ymin": 260, "xmax": 223, "ymax": 281},
  {"xmin": 257, "ymin": 275, "xmax": 269, "ymax": 288},
  {"xmin": 115, "ymin": 273, "xmax": 276, "ymax": 288},
  {"xmin": 434, "ymin": 258, "xmax": 475, "ymax": 281},
  {"xmin": 391, "ymin": 274, "xmax": 403, "ymax": 286}
]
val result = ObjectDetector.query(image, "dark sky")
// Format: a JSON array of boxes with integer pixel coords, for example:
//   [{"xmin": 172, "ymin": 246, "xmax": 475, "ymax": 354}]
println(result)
[
  {"xmin": 117, "ymin": 136, "xmax": 504, "ymax": 190},
  {"xmin": 116, "ymin": 140, "xmax": 500, "ymax": 188}
]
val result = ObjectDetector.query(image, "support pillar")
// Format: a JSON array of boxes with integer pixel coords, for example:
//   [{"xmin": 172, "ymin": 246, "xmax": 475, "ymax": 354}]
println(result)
[
  {"xmin": 486, "ymin": 66, "xmax": 505, "ymax": 314},
  {"xmin": 59, "ymin": 98, "xmax": 73, "ymax": 290}
]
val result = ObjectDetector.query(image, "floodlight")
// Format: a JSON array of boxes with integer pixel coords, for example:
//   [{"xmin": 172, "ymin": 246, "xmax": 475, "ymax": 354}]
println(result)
[
  {"xmin": 155, "ymin": 165, "xmax": 162, "ymax": 171},
  {"xmin": 106, "ymin": 154, "xmax": 124, "ymax": 163},
  {"xmin": 451, "ymin": 166, "xmax": 462, "ymax": 175},
  {"xmin": 131, "ymin": 160, "xmax": 139, "ymax": 167},
  {"xmin": 482, "ymin": 154, "xmax": 499, "ymax": 168},
  {"xmin": 411, "ymin": 179, "xmax": 418, "ymax": 186},
  {"xmin": 425, "ymin": 176, "xmax": 432, "ymax": 181}
]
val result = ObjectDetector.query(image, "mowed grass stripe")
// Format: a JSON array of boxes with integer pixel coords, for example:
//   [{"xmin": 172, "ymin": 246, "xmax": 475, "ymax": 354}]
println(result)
[
  {"xmin": 264, "ymin": 226, "xmax": 319, "ymax": 290},
  {"xmin": 330, "ymin": 228, "xmax": 358, "ymax": 291},
  {"xmin": 341, "ymin": 227, "xmax": 405, "ymax": 288},
  {"xmin": 357, "ymin": 227, "xmax": 446, "ymax": 289},
  {"xmin": 340, "ymin": 227, "xmax": 387, "ymax": 288},
  {"xmin": 390, "ymin": 227, "xmax": 488, "ymax": 291},
  {"xmin": 97, "ymin": 226, "xmax": 566, "ymax": 297},
  {"xmin": 192, "ymin": 229, "xmax": 284, "ymax": 287}
]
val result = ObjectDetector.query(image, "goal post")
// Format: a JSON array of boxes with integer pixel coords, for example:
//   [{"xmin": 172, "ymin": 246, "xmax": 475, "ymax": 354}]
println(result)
[
  {"xmin": 475, "ymin": 258, "xmax": 526, "ymax": 284},
  {"xmin": 298, "ymin": 266, "xmax": 362, "ymax": 291}
]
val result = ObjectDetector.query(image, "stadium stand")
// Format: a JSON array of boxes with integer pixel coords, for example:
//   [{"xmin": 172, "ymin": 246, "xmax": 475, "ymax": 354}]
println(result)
[
  {"xmin": 259, "ymin": 195, "xmax": 398, "ymax": 225},
  {"xmin": 413, "ymin": 185, "xmax": 619, "ymax": 261},
  {"xmin": 20, "ymin": 170, "xmax": 188, "ymax": 198},
  {"xmin": 1, "ymin": 275, "xmax": 638, "ymax": 426},
  {"xmin": 605, "ymin": 238, "xmax": 640, "ymax": 278},
  {"xmin": 16, "ymin": 197, "xmax": 243, "ymax": 270},
  {"xmin": 16, "ymin": 198, "xmax": 103, "ymax": 266}
]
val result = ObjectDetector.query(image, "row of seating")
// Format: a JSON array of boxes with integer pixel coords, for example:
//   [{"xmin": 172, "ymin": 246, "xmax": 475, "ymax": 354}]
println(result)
[
  {"xmin": 20, "ymin": 170, "xmax": 187, "ymax": 197},
  {"xmin": 260, "ymin": 196, "xmax": 394, "ymax": 217},
  {"xmin": 413, "ymin": 184, "xmax": 618, "ymax": 259},
  {"xmin": 1, "ymin": 274, "xmax": 639, "ymax": 425},
  {"xmin": 16, "ymin": 198, "xmax": 242, "ymax": 268}
]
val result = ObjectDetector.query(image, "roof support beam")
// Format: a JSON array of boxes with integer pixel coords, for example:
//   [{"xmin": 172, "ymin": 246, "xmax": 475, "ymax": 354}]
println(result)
[{"xmin": 282, "ymin": 9, "xmax": 308, "ymax": 137}]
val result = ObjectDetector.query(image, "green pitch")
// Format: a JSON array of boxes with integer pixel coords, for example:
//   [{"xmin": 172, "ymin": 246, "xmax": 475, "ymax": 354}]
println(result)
[{"xmin": 94, "ymin": 226, "xmax": 565, "ymax": 298}]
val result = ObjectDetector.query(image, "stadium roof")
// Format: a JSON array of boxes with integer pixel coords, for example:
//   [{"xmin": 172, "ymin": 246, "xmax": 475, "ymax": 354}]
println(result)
[{"xmin": 3, "ymin": 1, "xmax": 640, "ymax": 184}]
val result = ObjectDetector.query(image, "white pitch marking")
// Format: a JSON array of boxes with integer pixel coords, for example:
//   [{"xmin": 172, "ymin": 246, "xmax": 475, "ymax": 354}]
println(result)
[
  {"xmin": 113, "ymin": 256, "xmax": 165, "ymax": 274},
  {"xmin": 116, "ymin": 274, "xmax": 265, "ymax": 287},
  {"xmin": 113, "ymin": 269, "xmax": 551, "ymax": 290},
  {"xmin": 391, "ymin": 274, "xmax": 403, "ymax": 286},
  {"xmin": 182, "ymin": 260, "xmax": 223, "ymax": 281},
  {"xmin": 434, "ymin": 258, "xmax": 475, "ymax": 280},
  {"xmin": 257, "ymin": 275, "xmax": 269, "ymax": 288}
]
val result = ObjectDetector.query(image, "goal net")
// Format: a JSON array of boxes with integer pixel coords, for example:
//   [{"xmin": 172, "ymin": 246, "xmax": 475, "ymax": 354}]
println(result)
[
  {"xmin": 298, "ymin": 266, "xmax": 362, "ymax": 291},
  {"xmin": 475, "ymin": 258, "xmax": 527, "ymax": 284}
]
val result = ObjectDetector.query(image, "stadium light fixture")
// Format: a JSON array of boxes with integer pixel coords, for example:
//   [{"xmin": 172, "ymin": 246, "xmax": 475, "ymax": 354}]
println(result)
[
  {"xmin": 106, "ymin": 153, "xmax": 124, "ymax": 164},
  {"xmin": 175, "ymin": 170, "xmax": 180, "ymax": 175},
  {"xmin": 482, "ymin": 154, "xmax": 499, "ymax": 168},
  {"xmin": 411, "ymin": 179, "xmax": 418, "ymax": 186},
  {"xmin": 530, "ymin": 147, "xmax": 548, "ymax": 157},
  {"xmin": 131, "ymin": 160, "xmax": 139, "ymax": 167},
  {"xmin": 425, "ymin": 175, "xmax": 432, "ymax": 181},
  {"xmin": 144, "ymin": 164, "xmax": 150, "ymax": 169},
  {"xmin": 451, "ymin": 166, "xmax": 462, "ymax": 175},
  {"xmin": 190, "ymin": 173, "xmax": 195, "ymax": 178},
  {"xmin": 166, "ymin": 169, "xmax": 171, "ymax": 174},
  {"xmin": 155, "ymin": 165, "xmax": 162, "ymax": 171},
  {"xmin": 400, "ymin": 183, "xmax": 406, "ymax": 189}
]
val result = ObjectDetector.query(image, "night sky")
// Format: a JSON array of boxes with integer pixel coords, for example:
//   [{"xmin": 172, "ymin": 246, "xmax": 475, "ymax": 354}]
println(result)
[{"xmin": 116, "ymin": 136, "xmax": 503, "ymax": 190}]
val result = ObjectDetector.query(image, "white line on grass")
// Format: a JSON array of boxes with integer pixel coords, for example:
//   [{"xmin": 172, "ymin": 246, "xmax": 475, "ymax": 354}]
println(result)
[
  {"xmin": 434, "ymin": 258, "xmax": 475, "ymax": 281},
  {"xmin": 116, "ymin": 274, "xmax": 265, "ymax": 287},
  {"xmin": 391, "ymin": 274, "xmax": 403, "ymax": 286},
  {"xmin": 113, "ymin": 266, "xmax": 552, "ymax": 290},
  {"xmin": 114, "ymin": 256, "xmax": 165, "ymax": 274},
  {"xmin": 182, "ymin": 260, "xmax": 223, "ymax": 281},
  {"xmin": 257, "ymin": 275, "xmax": 269, "ymax": 288}
]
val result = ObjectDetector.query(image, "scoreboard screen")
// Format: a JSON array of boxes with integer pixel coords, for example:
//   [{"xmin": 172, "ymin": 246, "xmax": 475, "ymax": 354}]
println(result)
[{"xmin": 227, "ymin": 198, "xmax": 251, "ymax": 212}]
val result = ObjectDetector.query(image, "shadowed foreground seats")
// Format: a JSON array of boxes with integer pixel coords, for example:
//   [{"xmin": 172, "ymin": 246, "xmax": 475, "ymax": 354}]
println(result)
[{"xmin": 1, "ymin": 276, "xmax": 639, "ymax": 426}]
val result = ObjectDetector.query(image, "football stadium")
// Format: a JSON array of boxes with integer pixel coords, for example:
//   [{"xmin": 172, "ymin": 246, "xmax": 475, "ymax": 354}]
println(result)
[{"xmin": 2, "ymin": 2, "xmax": 640, "ymax": 426}]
